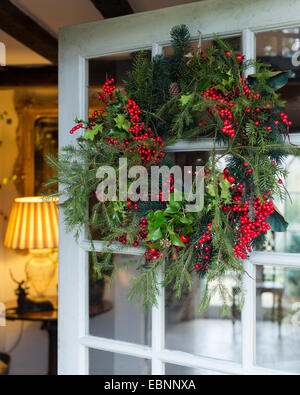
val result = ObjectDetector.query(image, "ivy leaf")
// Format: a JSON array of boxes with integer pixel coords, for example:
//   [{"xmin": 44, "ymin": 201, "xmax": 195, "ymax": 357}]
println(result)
[
  {"xmin": 179, "ymin": 93, "xmax": 193, "ymax": 106},
  {"xmin": 267, "ymin": 209, "xmax": 288, "ymax": 232},
  {"xmin": 169, "ymin": 233, "xmax": 186, "ymax": 247},
  {"xmin": 165, "ymin": 201, "xmax": 181, "ymax": 214},
  {"xmin": 84, "ymin": 124, "xmax": 103, "ymax": 141},
  {"xmin": 180, "ymin": 215, "xmax": 193, "ymax": 225},
  {"xmin": 146, "ymin": 227, "xmax": 163, "ymax": 241},
  {"xmin": 114, "ymin": 114, "xmax": 131, "ymax": 131}
]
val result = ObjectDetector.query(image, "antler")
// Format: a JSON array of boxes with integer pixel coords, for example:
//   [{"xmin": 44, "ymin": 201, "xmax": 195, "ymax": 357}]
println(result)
[{"xmin": 9, "ymin": 270, "xmax": 20, "ymax": 284}]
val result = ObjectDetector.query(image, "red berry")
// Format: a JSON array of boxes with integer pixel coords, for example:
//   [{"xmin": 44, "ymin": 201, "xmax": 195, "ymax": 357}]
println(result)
[
  {"xmin": 227, "ymin": 175, "xmax": 236, "ymax": 184},
  {"xmin": 180, "ymin": 235, "xmax": 189, "ymax": 243}
]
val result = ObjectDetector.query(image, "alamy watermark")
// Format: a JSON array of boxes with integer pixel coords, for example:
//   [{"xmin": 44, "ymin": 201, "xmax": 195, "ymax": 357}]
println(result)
[
  {"xmin": 0, "ymin": 302, "xmax": 6, "ymax": 327},
  {"xmin": 95, "ymin": 158, "xmax": 204, "ymax": 212}
]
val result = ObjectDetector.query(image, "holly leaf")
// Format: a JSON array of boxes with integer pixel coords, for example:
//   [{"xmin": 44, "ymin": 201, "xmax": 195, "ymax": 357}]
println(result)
[
  {"xmin": 114, "ymin": 114, "xmax": 131, "ymax": 131},
  {"xmin": 84, "ymin": 124, "xmax": 103, "ymax": 141},
  {"xmin": 267, "ymin": 209, "xmax": 288, "ymax": 232},
  {"xmin": 169, "ymin": 233, "xmax": 186, "ymax": 247},
  {"xmin": 207, "ymin": 184, "xmax": 216, "ymax": 197}
]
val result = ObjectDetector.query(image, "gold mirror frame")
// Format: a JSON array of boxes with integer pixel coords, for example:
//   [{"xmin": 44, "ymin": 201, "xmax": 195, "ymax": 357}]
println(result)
[{"xmin": 13, "ymin": 89, "xmax": 58, "ymax": 196}]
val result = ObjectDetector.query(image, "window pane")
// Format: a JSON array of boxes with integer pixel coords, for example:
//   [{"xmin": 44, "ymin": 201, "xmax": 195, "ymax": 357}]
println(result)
[
  {"xmin": 89, "ymin": 253, "xmax": 151, "ymax": 345},
  {"xmin": 165, "ymin": 364, "xmax": 227, "ymax": 375},
  {"xmin": 165, "ymin": 276, "xmax": 242, "ymax": 363},
  {"xmin": 256, "ymin": 265, "xmax": 300, "ymax": 373},
  {"xmin": 89, "ymin": 349, "xmax": 151, "ymax": 375},
  {"xmin": 256, "ymin": 29, "xmax": 300, "ymax": 132},
  {"xmin": 263, "ymin": 155, "xmax": 300, "ymax": 253}
]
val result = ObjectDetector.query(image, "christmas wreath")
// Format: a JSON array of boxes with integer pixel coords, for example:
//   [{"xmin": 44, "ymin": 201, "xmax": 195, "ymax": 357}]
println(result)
[{"xmin": 48, "ymin": 25, "xmax": 295, "ymax": 312}]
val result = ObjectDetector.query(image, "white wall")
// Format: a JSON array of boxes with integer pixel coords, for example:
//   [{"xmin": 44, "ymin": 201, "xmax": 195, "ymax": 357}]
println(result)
[{"xmin": 0, "ymin": 89, "xmax": 57, "ymax": 375}]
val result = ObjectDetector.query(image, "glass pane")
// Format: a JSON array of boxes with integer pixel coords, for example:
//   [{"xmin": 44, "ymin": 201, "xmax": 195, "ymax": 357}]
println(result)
[
  {"xmin": 256, "ymin": 29, "xmax": 300, "ymax": 132},
  {"xmin": 256, "ymin": 265, "xmax": 300, "ymax": 373},
  {"xmin": 89, "ymin": 51, "xmax": 151, "ymax": 117},
  {"xmin": 165, "ymin": 364, "xmax": 228, "ymax": 375},
  {"xmin": 89, "ymin": 349, "xmax": 151, "ymax": 375},
  {"xmin": 165, "ymin": 275, "xmax": 242, "ymax": 363},
  {"xmin": 89, "ymin": 253, "xmax": 151, "ymax": 345},
  {"xmin": 263, "ymin": 155, "xmax": 300, "ymax": 253}
]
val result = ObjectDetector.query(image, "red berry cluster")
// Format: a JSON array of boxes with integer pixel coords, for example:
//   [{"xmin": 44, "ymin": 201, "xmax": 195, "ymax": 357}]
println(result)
[
  {"xmin": 98, "ymin": 78, "xmax": 116, "ymax": 103},
  {"xmin": 126, "ymin": 199, "xmax": 139, "ymax": 210},
  {"xmin": 119, "ymin": 234, "xmax": 127, "ymax": 244},
  {"xmin": 233, "ymin": 198, "xmax": 273, "ymax": 259},
  {"xmin": 145, "ymin": 248, "xmax": 162, "ymax": 262},
  {"xmin": 223, "ymin": 167, "xmax": 236, "ymax": 184},
  {"xmin": 196, "ymin": 222, "xmax": 213, "ymax": 272},
  {"xmin": 221, "ymin": 110, "xmax": 235, "ymax": 138},
  {"xmin": 69, "ymin": 123, "xmax": 83, "ymax": 134}
]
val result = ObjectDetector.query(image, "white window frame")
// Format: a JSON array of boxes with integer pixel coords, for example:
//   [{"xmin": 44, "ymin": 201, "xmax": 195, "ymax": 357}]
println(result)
[{"xmin": 58, "ymin": 0, "xmax": 300, "ymax": 375}]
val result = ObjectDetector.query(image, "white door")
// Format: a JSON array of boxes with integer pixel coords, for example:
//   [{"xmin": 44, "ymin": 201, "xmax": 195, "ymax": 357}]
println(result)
[{"xmin": 58, "ymin": 0, "xmax": 300, "ymax": 375}]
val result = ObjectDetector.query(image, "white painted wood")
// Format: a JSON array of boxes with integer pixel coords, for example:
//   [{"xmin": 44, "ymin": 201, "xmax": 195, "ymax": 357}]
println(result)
[
  {"xmin": 151, "ymin": 269, "xmax": 165, "ymax": 375},
  {"xmin": 80, "ymin": 336, "xmax": 152, "ymax": 360},
  {"xmin": 241, "ymin": 28, "xmax": 257, "ymax": 373},
  {"xmin": 242, "ymin": 260, "xmax": 257, "ymax": 371},
  {"xmin": 59, "ymin": 0, "xmax": 300, "ymax": 61},
  {"xmin": 150, "ymin": 42, "xmax": 166, "ymax": 376},
  {"xmin": 79, "ymin": 336, "xmax": 296, "ymax": 375},
  {"xmin": 58, "ymin": 51, "xmax": 89, "ymax": 374},
  {"xmin": 80, "ymin": 240, "xmax": 145, "ymax": 255},
  {"xmin": 251, "ymin": 251, "xmax": 300, "ymax": 268},
  {"xmin": 59, "ymin": 0, "xmax": 300, "ymax": 376}
]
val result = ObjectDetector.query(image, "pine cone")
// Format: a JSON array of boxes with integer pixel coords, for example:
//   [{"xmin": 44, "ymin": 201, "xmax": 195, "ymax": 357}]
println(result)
[
  {"xmin": 169, "ymin": 82, "xmax": 180, "ymax": 97},
  {"xmin": 160, "ymin": 238, "xmax": 172, "ymax": 248}
]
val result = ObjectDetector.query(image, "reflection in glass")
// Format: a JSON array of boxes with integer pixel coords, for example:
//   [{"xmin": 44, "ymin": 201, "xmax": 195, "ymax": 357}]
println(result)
[
  {"xmin": 165, "ymin": 363, "xmax": 227, "ymax": 375},
  {"xmin": 89, "ymin": 51, "xmax": 151, "ymax": 116},
  {"xmin": 256, "ymin": 29, "xmax": 300, "ymax": 132},
  {"xmin": 266, "ymin": 155, "xmax": 300, "ymax": 253},
  {"xmin": 256, "ymin": 265, "xmax": 300, "ymax": 373},
  {"xmin": 89, "ymin": 349, "xmax": 151, "ymax": 375},
  {"xmin": 165, "ymin": 275, "xmax": 242, "ymax": 363},
  {"xmin": 89, "ymin": 254, "xmax": 151, "ymax": 345}
]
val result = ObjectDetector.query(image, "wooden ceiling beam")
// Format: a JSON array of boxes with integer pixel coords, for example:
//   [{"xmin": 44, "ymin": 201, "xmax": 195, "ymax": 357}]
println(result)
[
  {"xmin": 0, "ymin": 66, "xmax": 58, "ymax": 87},
  {"xmin": 0, "ymin": 0, "xmax": 58, "ymax": 64},
  {"xmin": 90, "ymin": 0, "xmax": 134, "ymax": 19}
]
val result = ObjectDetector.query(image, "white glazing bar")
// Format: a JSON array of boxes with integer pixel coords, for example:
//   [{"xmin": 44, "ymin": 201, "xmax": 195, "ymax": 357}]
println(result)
[
  {"xmin": 251, "ymin": 251, "xmax": 300, "ymax": 268},
  {"xmin": 77, "ymin": 55, "xmax": 90, "ymax": 375},
  {"xmin": 241, "ymin": 28, "xmax": 257, "ymax": 372},
  {"xmin": 80, "ymin": 240, "xmax": 145, "ymax": 255},
  {"xmin": 151, "ymin": 43, "xmax": 166, "ymax": 375},
  {"xmin": 79, "ymin": 336, "xmax": 152, "ymax": 360},
  {"xmin": 165, "ymin": 138, "xmax": 225, "ymax": 152}
]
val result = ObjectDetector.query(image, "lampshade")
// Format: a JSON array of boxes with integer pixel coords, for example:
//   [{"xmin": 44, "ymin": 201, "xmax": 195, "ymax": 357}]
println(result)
[{"xmin": 4, "ymin": 197, "xmax": 59, "ymax": 250}]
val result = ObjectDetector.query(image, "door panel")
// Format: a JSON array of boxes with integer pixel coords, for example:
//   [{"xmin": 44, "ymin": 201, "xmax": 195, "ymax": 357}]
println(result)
[{"xmin": 59, "ymin": 0, "xmax": 300, "ymax": 375}]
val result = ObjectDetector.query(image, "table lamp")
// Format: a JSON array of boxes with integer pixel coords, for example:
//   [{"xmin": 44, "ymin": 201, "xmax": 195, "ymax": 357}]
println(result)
[{"xmin": 4, "ymin": 197, "xmax": 58, "ymax": 301}]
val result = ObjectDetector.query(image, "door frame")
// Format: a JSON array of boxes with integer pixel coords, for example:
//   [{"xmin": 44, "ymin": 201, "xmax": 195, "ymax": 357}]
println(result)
[{"xmin": 58, "ymin": 0, "xmax": 300, "ymax": 375}]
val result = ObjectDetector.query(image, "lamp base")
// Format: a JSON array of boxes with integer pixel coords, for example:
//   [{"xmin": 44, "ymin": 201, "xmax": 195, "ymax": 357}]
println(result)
[{"xmin": 25, "ymin": 249, "xmax": 56, "ymax": 299}]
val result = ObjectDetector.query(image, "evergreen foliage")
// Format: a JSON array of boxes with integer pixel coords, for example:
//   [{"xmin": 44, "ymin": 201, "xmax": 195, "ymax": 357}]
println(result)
[{"xmin": 47, "ymin": 25, "xmax": 297, "ymax": 314}]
